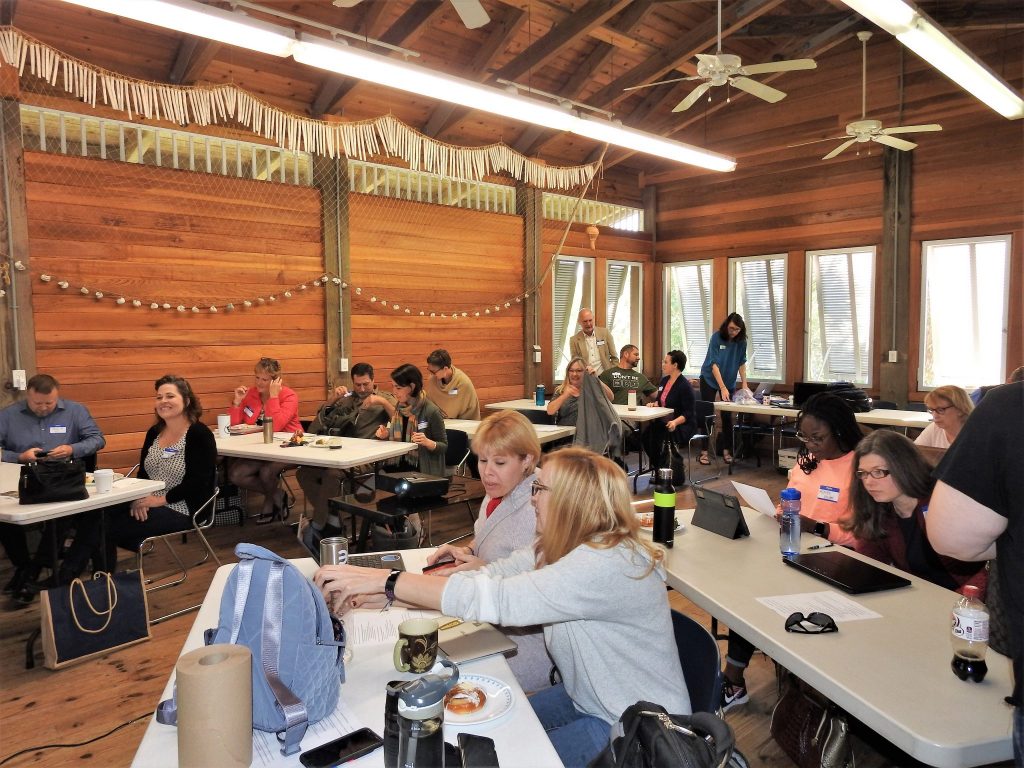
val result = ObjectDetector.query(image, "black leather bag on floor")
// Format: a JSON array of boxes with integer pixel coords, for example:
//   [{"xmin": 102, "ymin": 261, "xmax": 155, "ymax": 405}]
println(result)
[{"xmin": 19, "ymin": 458, "xmax": 88, "ymax": 505}]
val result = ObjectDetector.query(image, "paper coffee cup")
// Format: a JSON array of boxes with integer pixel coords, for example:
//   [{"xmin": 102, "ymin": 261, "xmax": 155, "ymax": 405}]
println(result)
[
  {"xmin": 93, "ymin": 468, "xmax": 114, "ymax": 494},
  {"xmin": 217, "ymin": 414, "xmax": 231, "ymax": 438}
]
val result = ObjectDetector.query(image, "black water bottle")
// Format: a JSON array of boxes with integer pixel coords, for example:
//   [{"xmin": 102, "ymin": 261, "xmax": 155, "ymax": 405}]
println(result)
[{"xmin": 653, "ymin": 468, "xmax": 676, "ymax": 548}]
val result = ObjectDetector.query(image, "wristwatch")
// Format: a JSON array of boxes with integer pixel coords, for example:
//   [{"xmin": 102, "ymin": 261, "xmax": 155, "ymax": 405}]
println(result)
[
  {"xmin": 383, "ymin": 569, "xmax": 401, "ymax": 609},
  {"xmin": 812, "ymin": 521, "xmax": 830, "ymax": 538}
]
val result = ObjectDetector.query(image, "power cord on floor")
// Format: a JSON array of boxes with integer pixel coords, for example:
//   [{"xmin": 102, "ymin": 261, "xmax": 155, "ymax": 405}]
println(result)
[{"xmin": 0, "ymin": 711, "xmax": 151, "ymax": 766}]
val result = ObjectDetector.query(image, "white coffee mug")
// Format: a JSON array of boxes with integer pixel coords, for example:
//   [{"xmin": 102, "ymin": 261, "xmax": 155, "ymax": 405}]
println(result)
[
  {"xmin": 217, "ymin": 413, "xmax": 231, "ymax": 438},
  {"xmin": 93, "ymin": 468, "xmax": 114, "ymax": 494}
]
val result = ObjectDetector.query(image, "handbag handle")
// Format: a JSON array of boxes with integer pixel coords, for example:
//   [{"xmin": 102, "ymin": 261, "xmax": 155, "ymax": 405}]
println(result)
[{"xmin": 69, "ymin": 573, "xmax": 118, "ymax": 634}]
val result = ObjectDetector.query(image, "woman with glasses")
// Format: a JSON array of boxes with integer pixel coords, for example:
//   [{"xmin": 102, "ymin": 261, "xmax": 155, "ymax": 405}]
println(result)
[
  {"xmin": 423, "ymin": 410, "xmax": 551, "ymax": 692},
  {"xmin": 546, "ymin": 357, "xmax": 612, "ymax": 426},
  {"xmin": 698, "ymin": 312, "xmax": 749, "ymax": 464},
  {"xmin": 315, "ymin": 447, "xmax": 690, "ymax": 766},
  {"xmin": 845, "ymin": 429, "xmax": 986, "ymax": 595},
  {"xmin": 374, "ymin": 363, "xmax": 447, "ymax": 477},
  {"xmin": 721, "ymin": 392, "xmax": 863, "ymax": 712},
  {"xmin": 915, "ymin": 385, "xmax": 973, "ymax": 449},
  {"xmin": 227, "ymin": 357, "xmax": 301, "ymax": 520}
]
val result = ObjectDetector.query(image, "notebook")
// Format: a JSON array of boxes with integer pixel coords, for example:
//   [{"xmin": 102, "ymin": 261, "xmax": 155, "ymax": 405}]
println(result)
[
  {"xmin": 783, "ymin": 551, "xmax": 912, "ymax": 594},
  {"xmin": 438, "ymin": 620, "xmax": 518, "ymax": 663},
  {"xmin": 691, "ymin": 486, "xmax": 749, "ymax": 539}
]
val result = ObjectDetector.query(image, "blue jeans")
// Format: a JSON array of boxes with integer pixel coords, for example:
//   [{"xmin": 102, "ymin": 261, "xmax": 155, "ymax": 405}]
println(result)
[{"xmin": 529, "ymin": 683, "xmax": 609, "ymax": 767}]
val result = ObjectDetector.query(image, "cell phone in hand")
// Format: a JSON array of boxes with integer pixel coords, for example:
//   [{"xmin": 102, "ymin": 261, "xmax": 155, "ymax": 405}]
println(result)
[
  {"xmin": 35, "ymin": 449, "xmax": 50, "ymax": 458},
  {"xmin": 299, "ymin": 728, "xmax": 383, "ymax": 768},
  {"xmin": 422, "ymin": 557, "xmax": 457, "ymax": 573},
  {"xmin": 458, "ymin": 733, "xmax": 499, "ymax": 768}
]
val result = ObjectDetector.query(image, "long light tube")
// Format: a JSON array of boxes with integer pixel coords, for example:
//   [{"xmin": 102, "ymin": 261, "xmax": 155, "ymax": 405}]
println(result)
[
  {"xmin": 840, "ymin": 0, "xmax": 1023, "ymax": 120},
  {"xmin": 56, "ymin": 0, "xmax": 735, "ymax": 172},
  {"xmin": 59, "ymin": 0, "xmax": 296, "ymax": 57}
]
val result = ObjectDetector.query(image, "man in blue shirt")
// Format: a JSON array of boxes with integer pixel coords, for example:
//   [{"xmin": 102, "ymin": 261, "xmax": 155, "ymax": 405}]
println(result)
[{"xmin": 0, "ymin": 374, "xmax": 105, "ymax": 604}]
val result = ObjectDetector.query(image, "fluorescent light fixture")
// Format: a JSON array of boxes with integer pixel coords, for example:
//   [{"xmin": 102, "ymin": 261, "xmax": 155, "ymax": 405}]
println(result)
[
  {"xmin": 293, "ymin": 39, "xmax": 735, "ymax": 172},
  {"xmin": 840, "ymin": 0, "xmax": 1023, "ymax": 119},
  {"xmin": 59, "ymin": 0, "xmax": 296, "ymax": 57}
]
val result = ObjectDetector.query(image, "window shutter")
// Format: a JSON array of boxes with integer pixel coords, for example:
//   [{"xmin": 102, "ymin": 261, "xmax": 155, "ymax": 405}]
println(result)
[{"xmin": 733, "ymin": 256, "xmax": 786, "ymax": 380}]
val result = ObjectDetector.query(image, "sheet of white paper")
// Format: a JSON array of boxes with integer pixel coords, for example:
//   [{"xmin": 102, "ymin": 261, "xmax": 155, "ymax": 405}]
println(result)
[
  {"xmin": 731, "ymin": 480, "xmax": 778, "ymax": 518},
  {"xmin": 252, "ymin": 698, "xmax": 364, "ymax": 768},
  {"xmin": 346, "ymin": 607, "xmax": 435, "ymax": 647},
  {"xmin": 755, "ymin": 591, "xmax": 883, "ymax": 621},
  {"xmin": 533, "ymin": 425, "xmax": 563, "ymax": 432}
]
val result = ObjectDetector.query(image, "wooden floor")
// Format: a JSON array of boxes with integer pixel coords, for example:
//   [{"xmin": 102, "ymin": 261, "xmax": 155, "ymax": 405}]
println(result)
[{"xmin": 0, "ymin": 452, "xmax": 998, "ymax": 767}]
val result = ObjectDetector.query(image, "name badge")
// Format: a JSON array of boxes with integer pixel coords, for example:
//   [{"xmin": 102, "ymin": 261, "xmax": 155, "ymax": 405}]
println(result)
[
  {"xmin": 720, "ymin": 344, "xmax": 727, "ymax": 350},
  {"xmin": 597, "ymin": 339, "xmax": 605, "ymax": 346},
  {"xmin": 243, "ymin": 406, "xmax": 254, "ymax": 418},
  {"xmin": 449, "ymin": 389, "xmax": 459, "ymax": 395},
  {"xmin": 162, "ymin": 447, "xmax": 179, "ymax": 459},
  {"xmin": 817, "ymin": 485, "xmax": 840, "ymax": 503},
  {"xmin": 417, "ymin": 421, "xmax": 428, "ymax": 431},
  {"xmin": 49, "ymin": 425, "xmax": 68, "ymax": 434}
]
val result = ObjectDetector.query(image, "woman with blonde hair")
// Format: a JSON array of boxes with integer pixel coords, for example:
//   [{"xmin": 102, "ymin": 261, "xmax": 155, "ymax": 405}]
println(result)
[
  {"xmin": 546, "ymin": 357, "xmax": 613, "ymax": 426},
  {"xmin": 915, "ymin": 385, "xmax": 973, "ymax": 449},
  {"xmin": 315, "ymin": 447, "xmax": 689, "ymax": 766},
  {"xmin": 424, "ymin": 409, "xmax": 550, "ymax": 691}
]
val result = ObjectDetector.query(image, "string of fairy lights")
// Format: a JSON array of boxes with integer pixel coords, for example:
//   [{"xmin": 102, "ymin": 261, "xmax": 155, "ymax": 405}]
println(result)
[{"xmin": 6, "ymin": 260, "xmax": 540, "ymax": 318}]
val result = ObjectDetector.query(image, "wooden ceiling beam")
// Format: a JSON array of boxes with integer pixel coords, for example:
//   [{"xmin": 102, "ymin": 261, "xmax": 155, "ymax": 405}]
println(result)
[
  {"xmin": 0, "ymin": 0, "xmax": 17, "ymax": 26},
  {"xmin": 310, "ymin": 0, "xmax": 447, "ymax": 118},
  {"xmin": 168, "ymin": 38, "xmax": 221, "ymax": 85},
  {"xmin": 422, "ymin": 6, "xmax": 528, "ymax": 138}
]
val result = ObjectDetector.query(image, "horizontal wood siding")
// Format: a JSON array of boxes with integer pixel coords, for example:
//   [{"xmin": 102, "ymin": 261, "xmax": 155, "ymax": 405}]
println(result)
[
  {"xmin": 25, "ymin": 152, "xmax": 326, "ymax": 470},
  {"xmin": 348, "ymin": 194, "xmax": 526, "ymax": 405}
]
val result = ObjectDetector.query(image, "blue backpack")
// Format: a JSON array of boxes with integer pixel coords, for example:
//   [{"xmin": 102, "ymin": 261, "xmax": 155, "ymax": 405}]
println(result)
[{"xmin": 158, "ymin": 544, "xmax": 345, "ymax": 756}]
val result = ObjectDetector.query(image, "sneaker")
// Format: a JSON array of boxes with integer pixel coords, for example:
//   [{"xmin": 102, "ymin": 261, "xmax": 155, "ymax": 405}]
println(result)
[{"xmin": 721, "ymin": 680, "xmax": 749, "ymax": 712}]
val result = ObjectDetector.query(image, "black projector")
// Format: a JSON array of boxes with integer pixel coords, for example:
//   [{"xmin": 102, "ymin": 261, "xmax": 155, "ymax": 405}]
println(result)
[{"xmin": 376, "ymin": 471, "xmax": 451, "ymax": 499}]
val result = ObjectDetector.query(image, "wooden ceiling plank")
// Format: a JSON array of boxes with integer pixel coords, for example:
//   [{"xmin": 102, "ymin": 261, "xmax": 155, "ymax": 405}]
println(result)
[
  {"xmin": 1, "ymin": 0, "xmax": 17, "ymax": 26},
  {"xmin": 168, "ymin": 38, "xmax": 221, "ymax": 85}
]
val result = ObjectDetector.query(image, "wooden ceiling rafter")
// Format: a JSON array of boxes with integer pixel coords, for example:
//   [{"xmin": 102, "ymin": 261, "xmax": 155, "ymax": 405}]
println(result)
[
  {"xmin": 168, "ymin": 38, "xmax": 221, "ymax": 85},
  {"xmin": 0, "ymin": 0, "xmax": 17, "ymax": 26}
]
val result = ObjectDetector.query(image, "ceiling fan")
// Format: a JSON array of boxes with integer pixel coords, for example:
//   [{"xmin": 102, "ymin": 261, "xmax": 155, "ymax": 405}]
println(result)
[
  {"xmin": 624, "ymin": 0, "xmax": 816, "ymax": 112},
  {"xmin": 332, "ymin": 0, "xmax": 490, "ymax": 30},
  {"xmin": 817, "ymin": 31, "xmax": 942, "ymax": 160}
]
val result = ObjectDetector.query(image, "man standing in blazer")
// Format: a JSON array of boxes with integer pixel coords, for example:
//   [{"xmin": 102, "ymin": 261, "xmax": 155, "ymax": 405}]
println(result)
[{"xmin": 569, "ymin": 308, "xmax": 618, "ymax": 374}]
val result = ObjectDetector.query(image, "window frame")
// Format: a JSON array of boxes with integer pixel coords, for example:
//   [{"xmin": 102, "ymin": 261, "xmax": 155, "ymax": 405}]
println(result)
[
  {"xmin": 662, "ymin": 260, "xmax": 714, "ymax": 377},
  {"xmin": 551, "ymin": 255, "xmax": 595, "ymax": 383},
  {"xmin": 728, "ymin": 253, "xmax": 788, "ymax": 383},
  {"xmin": 804, "ymin": 245, "xmax": 876, "ymax": 387},
  {"xmin": 606, "ymin": 259, "xmax": 644, "ymax": 363}
]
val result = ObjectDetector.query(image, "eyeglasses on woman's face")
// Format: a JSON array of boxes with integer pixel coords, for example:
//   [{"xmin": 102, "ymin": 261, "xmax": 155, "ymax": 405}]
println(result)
[
  {"xmin": 796, "ymin": 431, "xmax": 829, "ymax": 445},
  {"xmin": 530, "ymin": 480, "xmax": 551, "ymax": 497},
  {"xmin": 927, "ymin": 405, "xmax": 954, "ymax": 415},
  {"xmin": 855, "ymin": 468, "xmax": 892, "ymax": 480}
]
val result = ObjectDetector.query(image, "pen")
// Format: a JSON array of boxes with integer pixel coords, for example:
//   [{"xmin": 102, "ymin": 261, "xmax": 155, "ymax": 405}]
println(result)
[
  {"xmin": 439, "ymin": 619, "xmax": 463, "ymax": 631},
  {"xmin": 808, "ymin": 543, "xmax": 834, "ymax": 550}
]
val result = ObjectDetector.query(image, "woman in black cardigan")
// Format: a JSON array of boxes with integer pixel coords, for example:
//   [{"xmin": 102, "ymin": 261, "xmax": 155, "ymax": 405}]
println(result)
[
  {"xmin": 106, "ymin": 375, "xmax": 217, "ymax": 566},
  {"xmin": 643, "ymin": 350, "xmax": 696, "ymax": 485}
]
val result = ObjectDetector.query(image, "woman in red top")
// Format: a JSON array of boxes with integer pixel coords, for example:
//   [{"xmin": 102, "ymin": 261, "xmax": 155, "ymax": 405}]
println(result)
[{"xmin": 226, "ymin": 357, "xmax": 301, "ymax": 520}]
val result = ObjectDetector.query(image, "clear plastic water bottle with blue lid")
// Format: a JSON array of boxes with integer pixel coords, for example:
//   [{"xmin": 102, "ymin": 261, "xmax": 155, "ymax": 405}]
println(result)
[{"xmin": 779, "ymin": 488, "xmax": 801, "ymax": 557}]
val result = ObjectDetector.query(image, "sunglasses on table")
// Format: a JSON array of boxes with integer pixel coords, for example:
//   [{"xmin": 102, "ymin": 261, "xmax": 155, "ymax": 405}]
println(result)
[{"xmin": 785, "ymin": 611, "xmax": 838, "ymax": 634}]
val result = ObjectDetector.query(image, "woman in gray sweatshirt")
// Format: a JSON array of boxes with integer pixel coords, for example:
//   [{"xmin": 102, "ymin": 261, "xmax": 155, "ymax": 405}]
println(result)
[{"xmin": 316, "ymin": 447, "xmax": 690, "ymax": 767}]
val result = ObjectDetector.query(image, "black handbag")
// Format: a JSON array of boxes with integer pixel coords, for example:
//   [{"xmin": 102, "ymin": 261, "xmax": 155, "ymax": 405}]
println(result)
[
  {"xmin": 40, "ymin": 571, "xmax": 151, "ymax": 669},
  {"xmin": 659, "ymin": 438, "xmax": 687, "ymax": 484},
  {"xmin": 590, "ymin": 701, "xmax": 736, "ymax": 768},
  {"xmin": 770, "ymin": 675, "xmax": 853, "ymax": 768},
  {"xmin": 19, "ymin": 458, "xmax": 88, "ymax": 505}
]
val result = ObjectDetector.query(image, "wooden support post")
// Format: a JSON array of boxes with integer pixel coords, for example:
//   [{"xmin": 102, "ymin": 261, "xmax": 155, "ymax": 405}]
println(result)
[
  {"xmin": 879, "ymin": 146, "xmax": 912, "ymax": 406},
  {"xmin": 313, "ymin": 155, "xmax": 350, "ymax": 388},
  {"xmin": 518, "ymin": 186, "xmax": 542, "ymax": 395}
]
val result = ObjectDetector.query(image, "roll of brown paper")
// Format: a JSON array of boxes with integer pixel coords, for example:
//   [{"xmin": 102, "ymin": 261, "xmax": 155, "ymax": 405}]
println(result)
[{"xmin": 176, "ymin": 643, "xmax": 253, "ymax": 768}]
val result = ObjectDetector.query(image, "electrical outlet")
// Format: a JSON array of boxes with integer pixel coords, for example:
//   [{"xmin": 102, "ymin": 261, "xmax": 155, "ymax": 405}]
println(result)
[
  {"xmin": 339, "ymin": 358, "xmax": 349, "ymax": 372},
  {"xmin": 887, "ymin": 350, "xmax": 899, "ymax": 363},
  {"xmin": 12, "ymin": 370, "xmax": 26, "ymax": 389}
]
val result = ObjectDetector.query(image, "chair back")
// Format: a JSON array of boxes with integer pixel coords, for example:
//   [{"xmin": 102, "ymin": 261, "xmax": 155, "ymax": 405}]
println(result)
[
  {"xmin": 445, "ymin": 429, "xmax": 471, "ymax": 475},
  {"xmin": 521, "ymin": 409, "xmax": 555, "ymax": 426},
  {"xmin": 694, "ymin": 400, "xmax": 716, "ymax": 431},
  {"xmin": 871, "ymin": 400, "xmax": 899, "ymax": 410},
  {"xmin": 904, "ymin": 402, "xmax": 928, "ymax": 412},
  {"xmin": 671, "ymin": 610, "xmax": 723, "ymax": 714}
]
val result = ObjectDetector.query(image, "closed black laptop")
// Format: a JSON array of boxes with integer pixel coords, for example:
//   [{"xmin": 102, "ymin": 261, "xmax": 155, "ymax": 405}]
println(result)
[
  {"xmin": 793, "ymin": 381, "xmax": 829, "ymax": 407},
  {"xmin": 783, "ymin": 551, "xmax": 912, "ymax": 594}
]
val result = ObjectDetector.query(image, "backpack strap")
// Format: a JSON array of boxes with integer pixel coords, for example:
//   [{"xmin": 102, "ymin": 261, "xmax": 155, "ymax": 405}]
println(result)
[
  {"xmin": 155, "ymin": 683, "xmax": 179, "ymax": 726},
  {"xmin": 228, "ymin": 557, "xmax": 255, "ymax": 645},
  {"xmin": 261, "ymin": 561, "xmax": 308, "ymax": 756}
]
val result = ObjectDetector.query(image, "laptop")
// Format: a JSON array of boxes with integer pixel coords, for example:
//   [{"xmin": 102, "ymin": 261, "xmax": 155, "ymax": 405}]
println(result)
[
  {"xmin": 752, "ymin": 382, "xmax": 774, "ymax": 401},
  {"xmin": 783, "ymin": 551, "xmax": 912, "ymax": 594},
  {"xmin": 691, "ymin": 486, "xmax": 750, "ymax": 539},
  {"xmin": 438, "ymin": 620, "xmax": 518, "ymax": 663},
  {"xmin": 793, "ymin": 381, "xmax": 829, "ymax": 407}
]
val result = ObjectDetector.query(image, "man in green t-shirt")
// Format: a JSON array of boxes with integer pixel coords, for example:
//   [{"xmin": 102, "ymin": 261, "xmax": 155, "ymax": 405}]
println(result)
[{"xmin": 599, "ymin": 345, "xmax": 658, "ymax": 405}]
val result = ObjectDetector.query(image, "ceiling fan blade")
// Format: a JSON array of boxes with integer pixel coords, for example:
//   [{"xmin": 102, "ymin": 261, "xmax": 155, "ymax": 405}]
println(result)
[
  {"xmin": 672, "ymin": 82, "xmax": 712, "ymax": 113},
  {"xmin": 623, "ymin": 75, "xmax": 699, "ymax": 92},
  {"xmin": 788, "ymin": 135, "xmax": 847, "ymax": 149},
  {"xmin": 450, "ymin": 0, "xmax": 490, "ymax": 29},
  {"xmin": 741, "ymin": 58, "xmax": 817, "ymax": 75},
  {"xmin": 874, "ymin": 134, "xmax": 917, "ymax": 151},
  {"xmin": 881, "ymin": 124, "xmax": 943, "ymax": 135},
  {"xmin": 823, "ymin": 138, "xmax": 858, "ymax": 160},
  {"xmin": 730, "ymin": 77, "xmax": 786, "ymax": 103},
  {"xmin": 331, "ymin": 0, "xmax": 364, "ymax": 6}
]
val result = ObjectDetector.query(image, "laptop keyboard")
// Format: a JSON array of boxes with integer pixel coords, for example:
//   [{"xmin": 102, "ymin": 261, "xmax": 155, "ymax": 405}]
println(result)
[{"xmin": 346, "ymin": 552, "xmax": 406, "ymax": 571}]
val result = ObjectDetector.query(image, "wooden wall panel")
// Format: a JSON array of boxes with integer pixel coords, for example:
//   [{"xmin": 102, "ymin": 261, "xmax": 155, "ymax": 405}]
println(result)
[
  {"xmin": 25, "ymin": 153, "xmax": 326, "ymax": 470},
  {"xmin": 347, "ymin": 194, "xmax": 527, "ymax": 406}
]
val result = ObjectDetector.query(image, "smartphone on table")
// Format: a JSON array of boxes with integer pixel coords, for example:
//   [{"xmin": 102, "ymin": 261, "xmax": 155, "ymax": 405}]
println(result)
[
  {"xmin": 298, "ymin": 728, "xmax": 384, "ymax": 768},
  {"xmin": 421, "ymin": 556, "xmax": 456, "ymax": 573}
]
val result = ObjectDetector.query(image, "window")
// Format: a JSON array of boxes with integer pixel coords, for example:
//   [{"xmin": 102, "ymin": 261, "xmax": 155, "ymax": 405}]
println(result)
[
  {"xmin": 663, "ymin": 261, "xmax": 713, "ymax": 376},
  {"xmin": 729, "ymin": 254, "xmax": 787, "ymax": 381},
  {"xmin": 552, "ymin": 256, "xmax": 594, "ymax": 381},
  {"xmin": 805, "ymin": 247, "xmax": 875, "ymax": 386},
  {"xmin": 919, "ymin": 235, "xmax": 1010, "ymax": 389},
  {"xmin": 606, "ymin": 261, "xmax": 642, "ymax": 360}
]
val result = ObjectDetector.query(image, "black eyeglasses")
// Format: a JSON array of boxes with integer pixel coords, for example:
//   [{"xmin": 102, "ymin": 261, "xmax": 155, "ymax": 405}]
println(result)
[
  {"xmin": 796, "ymin": 431, "xmax": 828, "ymax": 444},
  {"xmin": 785, "ymin": 612, "xmax": 838, "ymax": 634},
  {"xmin": 530, "ymin": 481, "xmax": 551, "ymax": 497},
  {"xmin": 855, "ymin": 468, "xmax": 892, "ymax": 480},
  {"xmin": 927, "ymin": 405, "xmax": 953, "ymax": 415}
]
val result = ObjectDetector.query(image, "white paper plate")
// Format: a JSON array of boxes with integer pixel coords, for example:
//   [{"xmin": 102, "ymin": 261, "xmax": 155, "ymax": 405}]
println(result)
[{"xmin": 444, "ymin": 674, "xmax": 514, "ymax": 725}]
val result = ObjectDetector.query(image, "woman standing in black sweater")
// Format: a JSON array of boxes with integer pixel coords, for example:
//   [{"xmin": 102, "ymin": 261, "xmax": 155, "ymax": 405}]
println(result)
[{"xmin": 106, "ymin": 375, "xmax": 217, "ymax": 566}]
